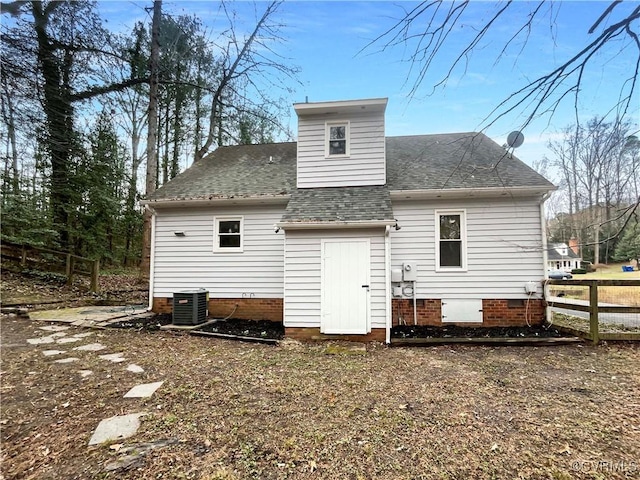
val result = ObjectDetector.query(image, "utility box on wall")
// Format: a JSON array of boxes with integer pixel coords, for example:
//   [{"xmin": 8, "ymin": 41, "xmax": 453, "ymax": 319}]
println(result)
[
  {"xmin": 402, "ymin": 262, "xmax": 417, "ymax": 281},
  {"xmin": 172, "ymin": 289, "xmax": 209, "ymax": 325}
]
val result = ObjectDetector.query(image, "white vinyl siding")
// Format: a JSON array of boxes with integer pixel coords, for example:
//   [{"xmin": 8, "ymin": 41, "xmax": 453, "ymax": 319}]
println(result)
[
  {"xmin": 297, "ymin": 111, "xmax": 385, "ymax": 187},
  {"xmin": 284, "ymin": 228, "xmax": 387, "ymax": 329},
  {"xmin": 152, "ymin": 205, "xmax": 285, "ymax": 298},
  {"xmin": 390, "ymin": 197, "xmax": 545, "ymax": 299}
]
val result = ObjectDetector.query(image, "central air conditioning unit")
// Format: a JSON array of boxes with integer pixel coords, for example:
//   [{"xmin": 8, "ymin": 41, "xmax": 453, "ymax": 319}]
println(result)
[{"xmin": 172, "ymin": 289, "xmax": 209, "ymax": 325}]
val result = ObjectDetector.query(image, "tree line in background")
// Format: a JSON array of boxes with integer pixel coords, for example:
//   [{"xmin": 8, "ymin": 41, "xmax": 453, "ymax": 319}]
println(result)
[
  {"xmin": 545, "ymin": 118, "xmax": 640, "ymax": 265},
  {"xmin": 1, "ymin": 0, "xmax": 294, "ymax": 268},
  {"xmin": 1, "ymin": 0, "xmax": 638, "ymax": 272}
]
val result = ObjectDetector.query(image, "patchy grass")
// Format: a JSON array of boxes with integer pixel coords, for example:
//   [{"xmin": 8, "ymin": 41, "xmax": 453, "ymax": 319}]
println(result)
[
  {"xmin": 582, "ymin": 263, "xmax": 640, "ymax": 280},
  {"xmin": 552, "ymin": 312, "xmax": 640, "ymax": 334},
  {"xmin": 2, "ymin": 316, "xmax": 639, "ymax": 480}
]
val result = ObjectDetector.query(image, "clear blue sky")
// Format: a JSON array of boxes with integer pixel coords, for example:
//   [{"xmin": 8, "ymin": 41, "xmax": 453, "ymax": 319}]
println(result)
[{"xmin": 102, "ymin": 1, "xmax": 639, "ymax": 177}]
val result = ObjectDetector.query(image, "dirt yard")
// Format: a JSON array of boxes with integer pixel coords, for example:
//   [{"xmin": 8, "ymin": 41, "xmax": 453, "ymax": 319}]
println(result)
[{"xmin": 2, "ymin": 314, "xmax": 639, "ymax": 480}]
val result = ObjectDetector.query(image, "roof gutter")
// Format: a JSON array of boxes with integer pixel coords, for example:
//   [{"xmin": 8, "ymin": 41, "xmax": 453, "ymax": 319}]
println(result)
[
  {"xmin": 276, "ymin": 219, "xmax": 397, "ymax": 230},
  {"xmin": 390, "ymin": 185, "xmax": 557, "ymax": 200},
  {"xmin": 140, "ymin": 195, "xmax": 290, "ymax": 209}
]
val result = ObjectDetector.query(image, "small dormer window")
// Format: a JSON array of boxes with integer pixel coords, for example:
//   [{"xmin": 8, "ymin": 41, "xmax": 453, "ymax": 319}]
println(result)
[{"xmin": 326, "ymin": 121, "xmax": 349, "ymax": 157}]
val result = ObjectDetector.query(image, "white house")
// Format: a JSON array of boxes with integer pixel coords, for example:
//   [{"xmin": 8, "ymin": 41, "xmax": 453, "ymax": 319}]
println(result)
[
  {"xmin": 142, "ymin": 98, "xmax": 556, "ymax": 342},
  {"xmin": 547, "ymin": 239, "xmax": 582, "ymax": 272}
]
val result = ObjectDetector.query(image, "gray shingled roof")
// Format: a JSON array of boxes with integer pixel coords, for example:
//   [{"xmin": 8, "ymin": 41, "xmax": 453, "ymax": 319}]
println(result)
[
  {"xmin": 386, "ymin": 133, "xmax": 554, "ymax": 191},
  {"xmin": 281, "ymin": 186, "xmax": 394, "ymax": 223},
  {"xmin": 147, "ymin": 142, "xmax": 297, "ymax": 201},
  {"xmin": 547, "ymin": 243, "xmax": 581, "ymax": 260},
  {"xmin": 146, "ymin": 133, "xmax": 553, "ymax": 203}
]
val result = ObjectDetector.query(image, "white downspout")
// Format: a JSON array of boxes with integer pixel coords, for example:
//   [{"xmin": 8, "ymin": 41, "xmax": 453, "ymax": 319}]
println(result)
[
  {"xmin": 540, "ymin": 194, "xmax": 551, "ymax": 322},
  {"xmin": 385, "ymin": 225, "xmax": 391, "ymax": 344},
  {"xmin": 146, "ymin": 205, "xmax": 157, "ymax": 311}
]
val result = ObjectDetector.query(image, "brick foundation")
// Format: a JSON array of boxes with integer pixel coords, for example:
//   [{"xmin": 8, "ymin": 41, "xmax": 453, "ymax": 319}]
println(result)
[
  {"xmin": 285, "ymin": 327, "xmax": 386, "ymax": 343},
  {"xmin": 482, "ymin": 299, "xmax": 545, "ymax": 327},
  {"xmin": 392, "ymin": 298, "xmax": 546, "ymax": 327},
  {"xmin": 392, "ymin": 298, "xmax": 442, "ymax": 326},
  {"xmin": 153, "ymin": 296, "xmax": 546, "ymax": 338},
  {"xmin": 152, "ymin": 297, "xmax": 283, "ymax": 322}
]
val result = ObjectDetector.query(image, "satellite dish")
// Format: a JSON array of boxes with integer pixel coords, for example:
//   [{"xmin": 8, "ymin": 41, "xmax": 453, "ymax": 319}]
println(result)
[{"xmin": 507, "ymin": 131, "xmax": 525, "ymax": 149}]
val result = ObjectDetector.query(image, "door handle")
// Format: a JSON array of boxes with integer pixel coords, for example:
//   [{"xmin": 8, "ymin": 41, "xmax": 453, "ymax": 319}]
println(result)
[{"xmin": 362, "ymin": 285, "xmax": 370, "ymax": 291}]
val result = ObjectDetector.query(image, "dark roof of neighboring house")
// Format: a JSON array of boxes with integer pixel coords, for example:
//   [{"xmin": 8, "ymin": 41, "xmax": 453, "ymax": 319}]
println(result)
[
  {"xmin": 547, "ymin": 243, "xmax": 581, "ymax": 260},
  {"xmin": 281, "ymin": 185, "xmax": 394, "ymax": 224},
  {"xmin": 146, "ymin": 133, "xmax": 554, "ymax": 203}
]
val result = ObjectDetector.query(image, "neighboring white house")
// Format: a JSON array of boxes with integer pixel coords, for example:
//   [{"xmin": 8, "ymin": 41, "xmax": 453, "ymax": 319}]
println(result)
[
  {"xmin": 142, "ymin": 98, "xmax": 556, "ymax": 343},
  {"xmin": 547, "ymin": 240, "xmax": 582, "ymax": 272}
]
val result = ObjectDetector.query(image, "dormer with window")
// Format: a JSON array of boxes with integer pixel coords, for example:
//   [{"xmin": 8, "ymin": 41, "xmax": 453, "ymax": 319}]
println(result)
[{"xmin": 294, "ymin": 98, "xmax": 387, "ymax": 188}]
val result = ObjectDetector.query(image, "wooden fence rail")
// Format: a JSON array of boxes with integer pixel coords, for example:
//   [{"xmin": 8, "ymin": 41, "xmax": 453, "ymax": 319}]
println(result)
[
  {"xmin": 545, "ymin": 279, "xmax": 640, "ymax": 344},
  {"xmin": 1, "ymin": 241, "xmax": 100, "ymax": 292}
]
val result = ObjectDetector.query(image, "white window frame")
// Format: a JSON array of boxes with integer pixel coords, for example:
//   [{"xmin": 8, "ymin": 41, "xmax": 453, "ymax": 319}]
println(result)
[
  {"xmin": 435, "ymin": 209, "xmax": 467, "ymax": 272},
  {"xmin": 213, "ymin": 215, "xmax": 244, "ymax": 253},
  {"xmin": 325, "ymin": 121, "xmax": 350, "ymax": 157}
]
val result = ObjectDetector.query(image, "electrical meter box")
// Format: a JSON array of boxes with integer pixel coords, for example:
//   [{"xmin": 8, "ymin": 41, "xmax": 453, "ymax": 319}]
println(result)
[{"xmin": 402, "ymin": 262, "xmax": 418, "ymax": 281}]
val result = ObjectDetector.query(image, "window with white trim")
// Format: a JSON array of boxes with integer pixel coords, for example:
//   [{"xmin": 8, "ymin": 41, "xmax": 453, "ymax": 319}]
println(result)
[
  {"xmin": 435, "ymin": 210, "xmax": 467, "ymax": 270},
  {"xmin": 213, "ymin": 216, "xmax": 243, "ymax": 252},
  {"xmin": 325, "ymin": 121, "xmax": 349, "ymax": 157}
]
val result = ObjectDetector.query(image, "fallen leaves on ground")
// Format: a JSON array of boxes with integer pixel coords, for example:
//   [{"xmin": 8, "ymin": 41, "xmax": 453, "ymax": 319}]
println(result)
[{"xmin": 2, "ymin": 314, "xmax": 639, "ymax": 480}]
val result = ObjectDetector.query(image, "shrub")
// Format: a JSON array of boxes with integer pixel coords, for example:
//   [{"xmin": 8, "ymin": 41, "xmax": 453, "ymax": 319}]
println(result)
[{"xmin": 571, "ymin": 268, "xmax": 587, "ymax": 274}]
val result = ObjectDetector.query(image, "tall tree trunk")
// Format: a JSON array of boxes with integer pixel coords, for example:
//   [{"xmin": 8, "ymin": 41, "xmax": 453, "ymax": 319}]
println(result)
[
  {"xmin": 0, "ymin": 78, "xmax": 19, "ymax": 194},
  {"xmin": 32, "ymin": 0, "xmax": 74, "ymax": 249},
  {"xmin": 140, "ymin": 0, "xmax": 161, "ymax": 280}
]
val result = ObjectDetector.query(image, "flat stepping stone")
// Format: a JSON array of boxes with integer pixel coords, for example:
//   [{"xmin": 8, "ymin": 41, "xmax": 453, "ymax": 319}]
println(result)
[
  {"xmin": 56, "ymin": 337, "xmax": 82, "ymax": 344},
  {"xmin": 42, "ymin": 350, "xmax": 66, "ymax": 356},
  {"xmin": 74, "ymin": 343, "xmax": 106, "ymax": 352},
  {"xmin": 123, "ymin": 381, "xmax": 164, "ymax": 398},
  {"xmin": 73, "ymin": 332, "xmax": 94, "ymax": 338},
  {"xmin": 127, "ymin": 364, "xmax": 144, "ymax": 373},
  {"xmin": 54, "ymin": 357, "xmax": 80, "ymax": 364},
  {"xmin": 79, "ymin": 370, "xmax": 93, "ymax": 377},
  {"xmin": 27, "ymin": 336, "xmax": 56, "ymax": 345},
  {"xmin": 88, "ymin": 413, "xmax": 146, "ymax": 446},
  {"xmin": 99, "ymin": 353, "xmax": 126, "ymax": 363},
  {"xmin": 39, "ymin": 325, "xmax": 71, "ymax": 332}
]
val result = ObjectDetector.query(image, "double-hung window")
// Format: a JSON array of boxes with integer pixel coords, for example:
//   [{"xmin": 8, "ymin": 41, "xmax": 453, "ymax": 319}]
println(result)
[
  {"xmin": 435, "ymin": 210, "xmax": 467, "ymax": 271},
  {"xmin": 326, "ymin": 121, "xmax": 349, "ymax": 157},
  {"xmin": 213, "ymin": 216, "xmax": 243, "ymax": 252}
]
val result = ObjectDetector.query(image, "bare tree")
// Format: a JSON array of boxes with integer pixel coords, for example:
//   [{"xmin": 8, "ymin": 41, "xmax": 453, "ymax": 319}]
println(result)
[
  {"xmin": 367, "ymin": 1, "xmax": 639, "ymax": 130},
  {"xmin": 194, "ymin": 0, "xmax": 297, "ymax": 162},
  {"xmin": 547, "ymin": 117, "xmax": 638, "ymax": 263}
]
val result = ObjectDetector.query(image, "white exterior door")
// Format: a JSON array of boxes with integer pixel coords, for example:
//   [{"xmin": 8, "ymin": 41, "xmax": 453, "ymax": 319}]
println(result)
[{"xmin": 321, "ymin": 239, "xmax": 370, "ymax": 334}]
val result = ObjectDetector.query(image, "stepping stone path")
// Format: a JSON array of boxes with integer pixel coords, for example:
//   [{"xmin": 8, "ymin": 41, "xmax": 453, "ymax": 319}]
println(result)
[
  {"xmin": 54, "ymin": 357, "xmax": 80, "ymax": 364},
  {"xmin": 88, "ymin": 413, "xmax": 146, "ymax": 446},
  {"xmin": 123, "ymin": 381, "xmax": 164, "ymax": 398},
  {"xmin": 74, "ymin": 343, "xmax": 106, "ymax": 352},
  {"xmin": 42, "ymin": 350, "xmax": 66, "ymax": 356},
  {"xmin": 99, "ymin": 353, "xmax": 126, "ymax": 363},
  {"xmin": 24, "ymin": 315, "xmax": 166, "ymax": 449}
]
